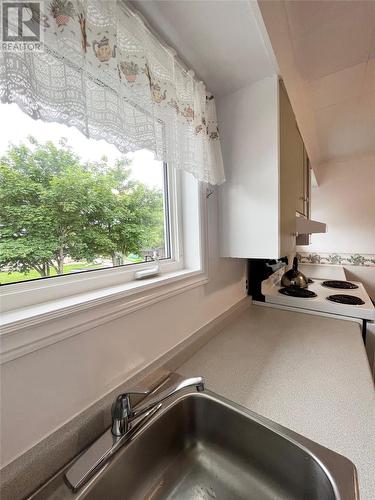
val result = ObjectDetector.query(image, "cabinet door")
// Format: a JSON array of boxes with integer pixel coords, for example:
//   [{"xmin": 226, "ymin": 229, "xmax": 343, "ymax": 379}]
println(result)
[
  {"xmin": 296, "ymin": 129, "xmax": 305, "ymax": 215},
  {"xmin": 218, "ymin": 75, "xmax": 281, "ymax": 259},
  {"xmin": 279, "ymin": 81, "xmax": 299, "ymax": 256},
  {"xmin": 303, "ymin": 149, "xmax": 311, "ymax": 218},
  {"xmin": 296, "ymin": 141, "xmax": 310, "ymax": 217}
]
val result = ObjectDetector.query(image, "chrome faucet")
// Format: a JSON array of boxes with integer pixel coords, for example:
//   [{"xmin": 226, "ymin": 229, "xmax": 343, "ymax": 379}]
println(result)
[
  {"xmin": 65, "ymin": 374, "xmax": 205, "ymax": 492},
  {"xmin": 111, "ymin": 376, "xmax": 205, "ymax": 436}
]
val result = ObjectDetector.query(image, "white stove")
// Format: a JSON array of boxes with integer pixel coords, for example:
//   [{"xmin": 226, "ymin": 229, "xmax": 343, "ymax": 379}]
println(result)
[{"xmin": 261, "ymin": 268, "xmax": 375, "ymax": 322}]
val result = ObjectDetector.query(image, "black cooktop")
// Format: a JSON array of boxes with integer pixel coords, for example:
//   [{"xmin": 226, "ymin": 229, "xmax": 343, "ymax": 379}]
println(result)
[
  {"xmin": 326, "ymin": 294, "xmax": 365, "ymax": 305},
  {"xmin": 279, "ymin": 287, "xmax": 317, "ymax": 298},
  {"xmin": 322, "ymin": 280, "xmax": 358, "ymax": 290}
]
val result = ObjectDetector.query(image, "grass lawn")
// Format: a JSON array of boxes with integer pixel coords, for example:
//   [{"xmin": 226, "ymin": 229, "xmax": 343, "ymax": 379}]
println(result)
[
  {"xmin": 0, "ymin": 256, "xmax": 145, "ymax": 285},
  {"xmin": 0, "ymin": 262, "xmax": 105, "ymax": 285}
]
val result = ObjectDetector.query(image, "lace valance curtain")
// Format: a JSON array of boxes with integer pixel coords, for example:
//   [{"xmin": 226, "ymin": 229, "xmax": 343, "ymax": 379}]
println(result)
[{"xmin": 0, "ymin": 0, "xmax": 225, "ymax": 185}]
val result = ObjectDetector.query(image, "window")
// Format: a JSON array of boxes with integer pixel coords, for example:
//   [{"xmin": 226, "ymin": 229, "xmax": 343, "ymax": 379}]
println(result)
[
  {"xmin": 0, "ymin": 103, "xmax": 206, "ymax": 316},
  {"xmin": 0, "ymin": 103, "xmax": 173, "ymax": 286}
]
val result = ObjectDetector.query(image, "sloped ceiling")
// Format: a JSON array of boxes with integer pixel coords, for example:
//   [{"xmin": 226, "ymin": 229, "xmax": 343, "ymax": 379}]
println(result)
[
  {"xmin": 128, "ymin": 0, "xmax": 277, "ymax": 97},
  {"xmin": 259, "ymin": 0, "xmax": 375, "ymax": 168}
]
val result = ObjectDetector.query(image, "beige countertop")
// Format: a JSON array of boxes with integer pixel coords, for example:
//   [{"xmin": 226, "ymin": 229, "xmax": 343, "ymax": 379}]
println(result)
[{"xmin": 178, "ymin": 304, "xmax": 375, "ymax": 500}]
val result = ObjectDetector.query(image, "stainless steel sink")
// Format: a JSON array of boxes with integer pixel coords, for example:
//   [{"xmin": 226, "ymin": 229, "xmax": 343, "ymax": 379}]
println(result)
[{"xmin": 31, "ymin": 389, "xmax": 359, "ymax": 500}]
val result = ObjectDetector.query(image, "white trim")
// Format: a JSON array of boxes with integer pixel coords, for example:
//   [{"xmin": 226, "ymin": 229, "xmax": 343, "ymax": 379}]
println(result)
[
  {"xmin": 248, "ymin": 0, "xmax": 279, "ymax": 74},
  {"xmin": 0, "ymin": 269, "xmax": 208, "ymax": 364}
]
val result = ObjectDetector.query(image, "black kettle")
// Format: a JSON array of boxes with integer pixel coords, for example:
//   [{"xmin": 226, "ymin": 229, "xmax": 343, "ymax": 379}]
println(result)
[{"xmin": 281, "ymin": 257, "xmax": 308, "ymax": 289}]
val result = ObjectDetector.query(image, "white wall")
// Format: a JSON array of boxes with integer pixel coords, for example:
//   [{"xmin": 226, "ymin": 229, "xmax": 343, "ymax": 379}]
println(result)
[
  {"xmin": 304, "ymin": 154, "xmax": 375, "ymax": 254},
  {"xmin": 344, "ymin": 267, "xmax": 375, "ymax": 302},
  {"xmin": 298, "ymin": 154, "xmax": 375, "ymax": 299},
  {"xmin": 0, "ymin": 190, "xmax": 246, "ymax": 467}
]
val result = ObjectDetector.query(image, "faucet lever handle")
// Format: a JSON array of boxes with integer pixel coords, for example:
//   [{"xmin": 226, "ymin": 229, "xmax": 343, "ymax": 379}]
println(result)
[
  {"xmin": 112, "ymin": 388, "xmax": 150, "ymax": 419},
  {"xmin": 111, "ymin": 394, "xmax": 130, "ymax": 420}
]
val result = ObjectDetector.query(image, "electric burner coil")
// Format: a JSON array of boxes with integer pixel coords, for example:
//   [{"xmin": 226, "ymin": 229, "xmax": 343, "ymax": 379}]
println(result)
[
  {"xmin": 322, "ymin": 280, "xmax": 358, "ymax": 290},
  {"xmin": 279, "ymin": 287, "xmax": 317, "ymax": 298},
  {"xmin": 326, "ymin": 294, "xmax": 365, "ymax": 305}
]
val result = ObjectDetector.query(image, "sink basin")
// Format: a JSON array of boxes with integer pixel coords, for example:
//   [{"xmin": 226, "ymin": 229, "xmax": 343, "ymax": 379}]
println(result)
[{"xmin": 32, "ymin": 390, "xmax": 358, "ymax": 500}]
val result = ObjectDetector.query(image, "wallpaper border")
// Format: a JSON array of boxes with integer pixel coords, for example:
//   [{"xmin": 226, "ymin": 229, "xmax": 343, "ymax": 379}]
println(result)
[{"xmin": 297, "ymin": 252, "xmax": 375, "ymax": 267}]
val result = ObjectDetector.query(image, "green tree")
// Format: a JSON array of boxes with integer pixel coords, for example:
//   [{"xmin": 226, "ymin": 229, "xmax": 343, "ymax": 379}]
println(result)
[
  {"xmin": 80, "ymin": 160, "xmax": 164, "ymax": 266},
  {"xmin": 0, "ymin": 138, "xmax": 83, "ymax": 276},
  {"xmin": 0, "ymin": 138, "xmax": 165, "ymax": 279}
]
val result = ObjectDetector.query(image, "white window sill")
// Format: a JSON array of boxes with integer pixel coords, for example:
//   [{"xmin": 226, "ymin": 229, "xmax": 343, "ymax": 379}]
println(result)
[{"xmin": 0, "ymin": 269, "xmax": 208, "ymax": 364}]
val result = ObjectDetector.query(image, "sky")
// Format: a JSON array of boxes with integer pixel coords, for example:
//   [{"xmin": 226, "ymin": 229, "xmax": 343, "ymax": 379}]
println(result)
[{"xmin": 0, "ymin": 103, "xmax": 164, "ymax": 189}]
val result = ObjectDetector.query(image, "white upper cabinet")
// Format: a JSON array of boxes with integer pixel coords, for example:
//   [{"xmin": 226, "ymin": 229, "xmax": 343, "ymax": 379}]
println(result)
[{"xmin": 217, "ymin": 76, "xmax": 309, "ymax": 259}]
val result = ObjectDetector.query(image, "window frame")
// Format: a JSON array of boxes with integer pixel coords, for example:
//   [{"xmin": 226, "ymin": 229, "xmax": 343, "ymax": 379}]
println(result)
[{"xmin": 0, "ymin": 158, "xmax": 190, "ymax": 312}]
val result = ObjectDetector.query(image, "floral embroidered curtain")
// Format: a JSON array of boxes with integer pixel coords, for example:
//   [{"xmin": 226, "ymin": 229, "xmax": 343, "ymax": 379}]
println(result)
[{"xmin": 0, "ymin": 0, "xmax": 225, "ymax": 185}]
